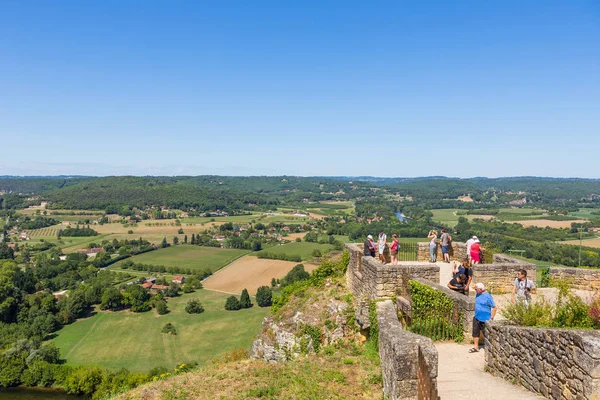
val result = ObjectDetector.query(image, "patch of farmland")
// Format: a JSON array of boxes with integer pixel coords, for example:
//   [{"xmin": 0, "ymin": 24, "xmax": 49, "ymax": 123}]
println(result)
[
  {"xmin": 203, "ymin": 255, "xmax": 317, "ymax": 295},
  {"xmin": 517, "ymin": 219, "xmax": 588, "ymax": 229}
]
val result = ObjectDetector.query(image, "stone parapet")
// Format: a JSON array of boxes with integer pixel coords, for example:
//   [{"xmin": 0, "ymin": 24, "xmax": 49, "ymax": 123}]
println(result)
[
  {"xmin": 377, "ymin": 300, "xmax": 438, "ymax": 400},
  {"xmin": 549, "ymin": 267, "xmax": 600, "ymax": 291},
  {"xmin": 472, "ymin": 260, "xmax": 536, "ymax": 294},
  {"xmin": 346, "ymin": 243, "xmax": 439, "ymax": 300},
  {"xmin": 486, "ymin": 322, "xmax": 600, "ymax": 400},
  {"xmin": 417, "ymin": 242, "xmax": 466, "ymax": 262}
]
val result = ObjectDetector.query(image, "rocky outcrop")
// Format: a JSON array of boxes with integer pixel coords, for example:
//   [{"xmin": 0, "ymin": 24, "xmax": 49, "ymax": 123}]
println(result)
[{"xmin": 251, "ymin": 280, "xmax": 356, "ymax": 362}]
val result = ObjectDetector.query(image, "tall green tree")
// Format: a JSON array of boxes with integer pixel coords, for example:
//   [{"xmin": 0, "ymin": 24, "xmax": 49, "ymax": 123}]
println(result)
[{"xmin": 239, "ymin": 289, "xmax": 252, "ymax": 309}]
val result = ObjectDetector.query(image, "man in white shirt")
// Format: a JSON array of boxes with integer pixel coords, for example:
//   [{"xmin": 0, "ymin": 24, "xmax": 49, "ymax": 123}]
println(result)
[
  {"xmin": 512, "ymin": 269, "xmax": 536, "ymax": 307},
  {"xmin": 466, "ymin": 235, "xmax": 477, "ymax": 264}
]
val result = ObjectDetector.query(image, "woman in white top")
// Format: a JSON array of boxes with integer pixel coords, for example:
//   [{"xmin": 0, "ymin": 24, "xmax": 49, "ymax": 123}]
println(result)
[
  {"xmin": 428, "ymin": 230, "xmax": 438, "ymax": 263},
  {"xmin": 378, "ymin": 231, "xmax": 387, "ymax": 264}
]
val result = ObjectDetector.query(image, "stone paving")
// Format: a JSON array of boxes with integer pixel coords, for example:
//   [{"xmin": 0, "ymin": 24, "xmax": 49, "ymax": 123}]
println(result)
[{"xmin": 436, "ymin": 342, "xmax": 544, "ymax": 399}]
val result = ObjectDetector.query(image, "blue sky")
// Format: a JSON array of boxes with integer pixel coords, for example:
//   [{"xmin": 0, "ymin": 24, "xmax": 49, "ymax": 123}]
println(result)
[{"xmin": 0, "ymin": 1, "xmax": 598, "ymax": 177}]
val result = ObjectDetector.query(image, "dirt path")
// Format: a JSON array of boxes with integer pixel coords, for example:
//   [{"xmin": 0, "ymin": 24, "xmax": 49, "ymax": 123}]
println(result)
[{"xmin": 436, "ymin": 342, "xmax": 543, "ymax": 399}]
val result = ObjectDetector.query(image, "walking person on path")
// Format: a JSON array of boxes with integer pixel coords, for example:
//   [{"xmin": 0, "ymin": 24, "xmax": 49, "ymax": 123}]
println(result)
[
  {"xmin": 428, "ymin": 230, "xmax": 438, "ymax": 263},
  {"xmin": 453, "ymin": 259, "xmax": 473, "ymax": 295},
  {"xmin": 470, "ymin": 283, "xmax": 496, "ymax": 353},
  {"xmin": 440, "ymin": 229, "xmax": 452, "ymax": 263},
  {"xmin": 378, "ymin": 231, "xmax": 387, "ymax": 264},
  {"xmin": 389, "ymin": 234, "xmax": 400, "ymax": 265},
  {"xmin": 363, "ymin": 235, "xmax": 376, "ymax": 257},
  {"xmin": 512, "ymin": 269, "xmax": 536, "ymax": 307}
]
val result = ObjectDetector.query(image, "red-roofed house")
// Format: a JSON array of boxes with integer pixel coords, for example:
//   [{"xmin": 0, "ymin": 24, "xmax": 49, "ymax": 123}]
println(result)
[
  {"xmin": 172, "ymin": 276, "xmax": 185, "ymax": 284},
  {"xmin": 141, "ymin": 281, "xmax": 153, "ymax": 289}
]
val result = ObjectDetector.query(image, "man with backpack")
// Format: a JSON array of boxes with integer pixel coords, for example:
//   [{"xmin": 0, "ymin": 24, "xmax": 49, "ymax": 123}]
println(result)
[{"xmin": 512, "ymin": 269, "xmax": 536, "ymax": 307}]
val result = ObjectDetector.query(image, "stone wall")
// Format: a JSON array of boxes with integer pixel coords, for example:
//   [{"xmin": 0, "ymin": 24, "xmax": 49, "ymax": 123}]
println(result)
[
  {"xmin": 472, "ymin": 259, "xmax": 536, "ymax": 294},
  {"xmin": 346, "ymin": 243, "xmax": 439, "ymax": 300},
  {"xmin": 486, "ymin": 322, "xmax": 600, "ymax": 399},
  {"xmin": 549, "ymin": 267, "xmax": 600, "ymax": 291},
  {"xmin": 417, "ymin": 242, "xmax": 466, "ymax": 262},
  {"xmin": 402, "ymin": 278, "xmax": 475, "ymax": 337},
  {"xmin": 377, "ymin": 300, "xmax": 438, "ymax": 400}
]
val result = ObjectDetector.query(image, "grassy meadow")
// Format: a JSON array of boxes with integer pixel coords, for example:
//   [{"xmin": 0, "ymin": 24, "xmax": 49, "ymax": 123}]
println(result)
[
  {"xmin": 51, "ymin": 289, "xmax": 270, "ymax": 372},
  {"xmin": 110, "ymin": 245, "xmax": 249, "ymax": 273}
]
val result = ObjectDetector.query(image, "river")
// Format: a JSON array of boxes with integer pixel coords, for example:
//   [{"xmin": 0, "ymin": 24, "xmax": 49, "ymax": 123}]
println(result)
[{"xmin": 0, "ymin": 387, "xmax": 82, "ymax": 399}]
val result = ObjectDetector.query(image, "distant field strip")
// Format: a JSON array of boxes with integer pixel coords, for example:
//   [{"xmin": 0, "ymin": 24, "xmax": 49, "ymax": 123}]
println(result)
[{"xmin": 29, "ymin": 227, "xmax": 58, "ymax": 237}]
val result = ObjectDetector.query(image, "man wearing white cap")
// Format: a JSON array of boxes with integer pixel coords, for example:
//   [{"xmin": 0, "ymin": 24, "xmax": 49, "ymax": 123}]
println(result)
[
  {"xmin": 469, "ymin": 282, "xmax": 496, "ymax": 353},
  {"xmin": 466, "ymin": 235, "xmax": 478, "ymax": 264}
]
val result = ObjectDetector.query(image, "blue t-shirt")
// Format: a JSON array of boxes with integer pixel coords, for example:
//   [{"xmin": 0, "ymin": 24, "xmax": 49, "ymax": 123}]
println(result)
[{"xmin": 474, "ymin": 292, "xmax": 496, "ymax": 322}]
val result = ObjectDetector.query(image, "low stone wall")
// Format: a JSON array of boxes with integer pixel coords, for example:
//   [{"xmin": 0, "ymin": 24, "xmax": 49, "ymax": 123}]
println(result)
[
  {"xmin": 472, "ymin": 259, "xmax": 536, "ymax": 294},
  {"xmin": 377, "ymin": 300, "xmax": 438, "ymax": 400},
  {"xmin": 417, "ymin": 242, "xmax": 466, "ymax": 262},
  {"xmin": 346, "ymin": 243, "xmax": 439, "ymax": 300},
  {"xmin": 549, "ymin": 267, "xmax": 600, "ymax": 291},
  {"xmin": 404, "ymin": 278, "xmax": 475, "ymax": 337},
  {"xmin": 486, "ymin": 322, "xmax": 600, "ymax": 399}
]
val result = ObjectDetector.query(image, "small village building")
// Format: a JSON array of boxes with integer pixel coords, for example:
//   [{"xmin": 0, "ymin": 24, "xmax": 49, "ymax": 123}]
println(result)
[
  {"xmin": 141, "ymin": 281, "xmax": 153, "ymax": 289},
  {"xmin": 172, "ymin": 276, "xmax": 185, "ymax": 284},
  {"xmin": 77, "ymin": 247, "xmax": 105, "ymax": 257}
]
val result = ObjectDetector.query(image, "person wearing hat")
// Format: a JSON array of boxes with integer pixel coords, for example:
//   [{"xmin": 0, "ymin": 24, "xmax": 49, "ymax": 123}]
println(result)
[
  {"xmin": 470, "ymin": 282, "xmax": 496, "ymax": 353},
  {"xmin": 465, "ymin": 235, "xmax": 478, "ymax": 264},
  {"xmin": 470, "ymin": 238, "xmax": 482, "ymax": 264},
  {"xmin": 363, "ymin": 235, "xmax": 376, "ymax": 257}
]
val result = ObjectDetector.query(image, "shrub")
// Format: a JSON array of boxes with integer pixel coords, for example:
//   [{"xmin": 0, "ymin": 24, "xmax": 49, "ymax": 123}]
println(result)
[
  {"xmin": 256, "ymin": 286, "xmax": 272, "ymax": 307},
  {"xmin": 311, "ymin": 249, "xmax": 322, "ymax": 257},
  {"xmin": 295, "ymin": 238, "xmax": 302, "ymax": 242},
  {"xmin": 185, "ymin": 299, "xmax": 205, "ymax": 314},
  {"xmin": 280, "ymin": 264, "xmax": 309, "ymax": 287},
  {"xmin": 239, "ymin": 288, "xmax": 253, "ymax": 309},
  {"xmin": 155, "ymin": 300, "xmax": 169, "ymax": 315},
  {"xmin": 182, "ymin": 284, "xmax": 194, "ymax": 293},
  {"xmin": 225, "ymin": 296, "xmax": 241, "ymax": 311},
  {"xmin": 161, "ymin": 323, "xmax": 177, "ymax": 335}
]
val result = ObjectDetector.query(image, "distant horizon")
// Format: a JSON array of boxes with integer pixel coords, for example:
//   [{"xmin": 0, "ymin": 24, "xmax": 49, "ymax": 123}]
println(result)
[{"xmin": 1, "ymin": 173, "xmax": 599, "ymax": 181}]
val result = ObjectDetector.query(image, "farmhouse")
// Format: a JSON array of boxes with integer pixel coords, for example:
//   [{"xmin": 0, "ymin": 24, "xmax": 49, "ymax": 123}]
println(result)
[
  {"xmin": 172, "ymin": 276, "xmax": 185, "ymax": 284},
  {"xmin": 61, "ymin": 221, "xmax": 71, "ymax": 226},
  {"xmin": 19, "ymin": 232, "xmax": 30, "ymax": 241},
  {"xmin": 150, "ymin": 284, "xmax": 169, "ymax": 293},
  {"xmin": 140, "ymin": 281, "xmax": 153, "ymax": 289},
  {"xmin": 77, "ymin": 247, "xmax": 105, "ymax": 257}
]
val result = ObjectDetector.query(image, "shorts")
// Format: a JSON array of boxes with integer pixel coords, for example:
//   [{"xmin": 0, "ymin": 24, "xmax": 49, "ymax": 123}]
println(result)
[
  {"xmin": 472, "ymin": 317, "xmax": 486, "ymax": 338},
  {"xmin": 390, "ymin": 251, "xmax": 398, "ymax": 256},
  {"xmin": 441, "ymin": 245, "xmax": 449, "ymax": 254}
]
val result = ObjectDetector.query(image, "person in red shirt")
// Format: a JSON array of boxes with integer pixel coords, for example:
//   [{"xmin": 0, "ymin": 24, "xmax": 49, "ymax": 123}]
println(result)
[{"xmin": 470, "ymin": 239, "xmax": 482, "ymax": 264}]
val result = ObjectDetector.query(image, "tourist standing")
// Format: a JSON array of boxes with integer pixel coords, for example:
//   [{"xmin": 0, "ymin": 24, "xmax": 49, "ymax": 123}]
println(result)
[
  {"xmin": 470, "ymin": 282, "xmax": 496, "ymax": 353},
  {"xmin": 470, "ymin": 239, "xmax": 482, "ymax": 264},
  {"xmin": 466, "ymin": 235, "xmax": 477, "ymax": 264},
  {"xmin": 389, "ymin": 234, "xmax": 400, "ymax": 265},
  {"xmin": 512, "ymin": 269, "xmax": 536, "ymax": 307},
  {"xmin": 440, "ymin": 229, "xmax": 452, "ymax": 263},
  {"xmin": 378, "ymin": 231, "xmax": 387, "ymax": 264},
  {"xmin": 453, "ymin": 259, "xmax": 473, "ymax": 294},
  {"xmin": 427, "ymin": 230, "xmax": 438, "ymax": 263},
  {"xmin": 448, "ymin": 273, "xmax": 468, "ymax": 295},
  {"xmin": 363, "ymin": 235, "xmax": 376, "ymax": 257}
]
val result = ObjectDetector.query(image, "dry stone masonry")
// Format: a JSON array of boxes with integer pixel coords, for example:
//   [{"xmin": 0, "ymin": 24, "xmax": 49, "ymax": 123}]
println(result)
[
  {"xmin": 486, "ymin": 322, "xmax": 600, "ymax": 400},
  {"xmin": 549, "ymin": 267, "xmax": 600, "ymax": 291}
]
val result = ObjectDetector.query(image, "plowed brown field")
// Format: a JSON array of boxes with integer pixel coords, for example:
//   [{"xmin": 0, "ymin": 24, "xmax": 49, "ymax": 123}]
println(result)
[{"xmin": 203, "ymin": 256, "xmax": 317, "ymax": 295}]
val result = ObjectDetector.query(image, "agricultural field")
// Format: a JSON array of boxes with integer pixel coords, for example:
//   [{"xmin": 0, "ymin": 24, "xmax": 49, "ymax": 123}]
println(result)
[
  {"xmin": 51, "ymin": 289, "xmax": 270, "ymax": 372},
  {"xmin": 559, "ymin": 236, "xmax": 600, "ymax": 249},
  {"xmin": 261, "ymin": 241, "xmax": 334, "ymax": 261},
  {"xmin": 517, "ymin": 219, "xmax": 588, "ymax": 229},
  {"xmin": 568, "ymin": 209, "xmax": 600, "ymax": 220},
  {"xmin": 110, "ymin": 245, "xmax": 249, "ymax": 273},
  {"xmin": 203, "ymin": 256, "xmax": 317, "ymax": 295},
  {"xmin": 429, "ymin": 209, "xmax": 493, "ymax": 227}
]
